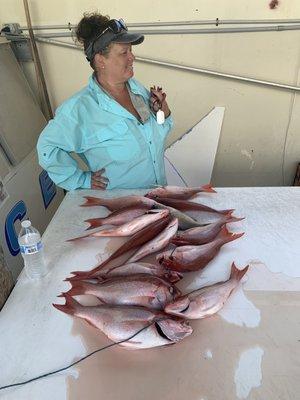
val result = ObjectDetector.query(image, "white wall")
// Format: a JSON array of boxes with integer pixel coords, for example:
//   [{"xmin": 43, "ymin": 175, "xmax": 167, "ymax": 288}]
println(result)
[{"xmin": 1, "ymin": 0, "xmax": 300, "ymax": 186}]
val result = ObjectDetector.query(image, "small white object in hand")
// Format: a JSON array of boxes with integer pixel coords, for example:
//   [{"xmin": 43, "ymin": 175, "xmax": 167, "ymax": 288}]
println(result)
[{"xmin": 156, "ymin": 109, "xmax": 165, "ymax": 125}]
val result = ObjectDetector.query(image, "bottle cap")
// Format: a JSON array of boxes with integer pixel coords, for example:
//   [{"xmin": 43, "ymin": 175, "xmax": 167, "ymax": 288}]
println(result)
[{"xmin": 21, "ymin": 220, "xmax": 31, "ymax": 228}]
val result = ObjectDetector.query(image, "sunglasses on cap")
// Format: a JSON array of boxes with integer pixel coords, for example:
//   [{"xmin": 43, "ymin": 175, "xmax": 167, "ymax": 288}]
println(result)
[
  {"xmin": 101, "ymin": 19, "xmax": 127, "ymax": 36},
  {"xmin": 85, "ymin": 19, "xmax": 128, "ymax": 61}
]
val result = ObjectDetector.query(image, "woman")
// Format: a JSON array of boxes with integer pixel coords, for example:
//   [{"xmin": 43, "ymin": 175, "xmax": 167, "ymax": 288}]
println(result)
[{"xmin": 37, "ymin": 12, "xmax": 173, "ymax": 191}]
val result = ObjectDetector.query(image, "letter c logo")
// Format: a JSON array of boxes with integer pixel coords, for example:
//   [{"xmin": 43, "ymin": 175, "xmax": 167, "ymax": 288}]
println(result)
[{"xmin": 5, "ymin": 201, "xmax": 27, "ymax": 256}]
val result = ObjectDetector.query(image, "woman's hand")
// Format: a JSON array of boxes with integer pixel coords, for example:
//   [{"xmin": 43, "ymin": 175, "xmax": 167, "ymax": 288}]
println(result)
[
  {"xmin": 91, "ymin": 168, "xmax": 109, "ymax": 190},
  {"xmin": 150, "ymin": 86, "xmax": 171, "ymax": 118}
]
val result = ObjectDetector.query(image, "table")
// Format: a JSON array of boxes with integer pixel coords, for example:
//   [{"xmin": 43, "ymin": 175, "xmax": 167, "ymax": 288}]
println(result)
[{"xmin": 1, "ymin": 187, "xmax": 300, "ymax": 400}]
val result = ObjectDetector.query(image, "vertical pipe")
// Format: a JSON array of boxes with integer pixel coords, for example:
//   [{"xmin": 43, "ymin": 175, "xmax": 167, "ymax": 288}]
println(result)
[{"xmin": 23, "ymin": 0, "xmax": 53, "ymax": 120}]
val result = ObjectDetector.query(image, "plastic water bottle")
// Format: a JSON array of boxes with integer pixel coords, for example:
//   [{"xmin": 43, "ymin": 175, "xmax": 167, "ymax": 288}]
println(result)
[{"xmin": 18, "ymin": 220, "xmax": 47, "ymax": 279}]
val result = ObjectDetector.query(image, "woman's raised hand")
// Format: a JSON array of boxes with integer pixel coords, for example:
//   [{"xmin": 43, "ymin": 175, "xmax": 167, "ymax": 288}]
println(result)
[
  {"xmin": 91, "ymin": 168, "xmax": 109, "ymax": 190},
  {"xmin": 150, "ymin": 86, "xmax": 171, "ymax": 118}
]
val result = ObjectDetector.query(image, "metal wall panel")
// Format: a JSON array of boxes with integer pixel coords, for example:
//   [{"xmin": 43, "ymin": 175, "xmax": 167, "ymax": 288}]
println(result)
[{"xmin": 0, "ymin": 39, "xmax": 46, "ymax": 165}]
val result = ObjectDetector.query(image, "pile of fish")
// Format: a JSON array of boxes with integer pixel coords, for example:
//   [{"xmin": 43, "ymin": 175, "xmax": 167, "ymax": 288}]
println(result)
[{"xmin": 54, "ymin": 184, "xmax": 249, "ymax": 349}]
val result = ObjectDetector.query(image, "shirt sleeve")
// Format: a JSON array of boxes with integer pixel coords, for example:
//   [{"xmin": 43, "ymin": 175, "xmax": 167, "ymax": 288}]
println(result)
[
  {"xmin": 37, "ymin": 112, "xmax": 92, "ymax": 191},
  {"xmin": 161, "ymin": 113, "xmax": 174, "ymax": 138}
]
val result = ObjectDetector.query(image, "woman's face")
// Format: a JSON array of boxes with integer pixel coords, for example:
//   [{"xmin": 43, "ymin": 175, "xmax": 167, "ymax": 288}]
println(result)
[{"xmin": 99, "ymin": 43, "xmax": 135, "ymax": 83}]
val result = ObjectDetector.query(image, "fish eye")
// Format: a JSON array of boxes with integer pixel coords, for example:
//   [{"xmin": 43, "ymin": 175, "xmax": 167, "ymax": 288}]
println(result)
[
  {"xmin": 155, "ymin": 322, "xmax": 172, "ymax": 341},
  {"xmin": 181, "ymin": 303, "xmax": 190, "ymax": 313}
]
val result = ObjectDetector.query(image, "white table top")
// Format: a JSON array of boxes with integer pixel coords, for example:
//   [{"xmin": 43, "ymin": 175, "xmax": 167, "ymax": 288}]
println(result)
[{"xmin": 1, "ymin": 187, "xmax": 300, "ymax": 400}]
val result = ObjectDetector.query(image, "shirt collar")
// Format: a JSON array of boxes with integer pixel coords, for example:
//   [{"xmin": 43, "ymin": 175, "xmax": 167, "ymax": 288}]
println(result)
[
  {"xmin": 126, "ymin": 78, "xmax": 143, "ymax": 95},
  {"xmin": 89, "ymin": 74, "xmax": 146, "ymax": 120},
  {"xmin": 89, "ymin": 73, "xmax": 144, "ymax": 98}
]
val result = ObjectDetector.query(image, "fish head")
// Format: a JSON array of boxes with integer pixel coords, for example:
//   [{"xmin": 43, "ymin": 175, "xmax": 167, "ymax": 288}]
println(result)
[
  {"xmin": 169, "ymin": 284, "xmax": 182, "ymax": 299},
  {"xmin": 165, "ymin": 270, "xmax": 183, "ymax": 283},
  {"xmin": 164, "ymin": 296, "xmax": 191, "ymax": 317},
  {"xmin": 156, "ymin": 249, "xmax": 173, "ymax": 264},
  {"xmin": 158, "ymin": 255, "xmax": 177, "ymax": 270},
  {"xmin": 155, "ymin": 317, "xmax": 193, "ymax": 342},
  {"xmin": 145, "ymin": 187, "xmax": 165, "ymax": 199}
]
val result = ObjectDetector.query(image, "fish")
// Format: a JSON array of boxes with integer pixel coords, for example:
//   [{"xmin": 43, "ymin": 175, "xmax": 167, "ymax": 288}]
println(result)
[
  {"xmin": 145, "ymin": 184, "xmax": 216, "ymax": 200},
  {"xmin": 62, "ymin": 273, "xmax": 181, "ymax": 310},
  {"xmin": 172, "ymin": 215, "xmax": 244, "ymax": 246},
  {"xmin": 127, "ymin": 217, "xmax": 179, "ymax": 264},
  {"xmin": 97, "ymin": 262, "xmax": 183, "ymax": 283},
  {"xmin": 157, "ymin": 226, "xmax": 244, "ymax": 272},
  {"xmin": 67, "ymin": 210, "xmax": 169, "ymax": 241},
  {"xmin": 152, "ymin": 202, "xmax": 206, "ymax": 230},
  {"xmin": 82, "ymin": 194, "xmax": 204, "ymax": 230},
  {"xmin": 164, "ymin": 263, "xmax": 249, "ymax": 319},
  {"xmin": 69, "ymin": 215, "xmax": 171, "ymax": 280},
  {"xmin": 53, "ymin": 294, "xmax": 193, "ymax": 349},
  {"xmin": 155, "ymin": 198, "xmax": 243, "ymax": 225},
  {"xmin": 81, "ymin": 195, "xmax": 156, "ymax": 211},
  {"xmin": 85, "ymin": 205, "xmax": 152, "ymax": 230},
  {"xmin": 154, "ymin": 197, "xmax": 233, "ymax": 215}
]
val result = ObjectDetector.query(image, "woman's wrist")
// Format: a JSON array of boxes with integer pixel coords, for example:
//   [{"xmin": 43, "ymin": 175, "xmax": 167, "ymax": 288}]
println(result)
[{"xmin": 161, "ymin": 102, "xmax": 171, "ymax": 118}]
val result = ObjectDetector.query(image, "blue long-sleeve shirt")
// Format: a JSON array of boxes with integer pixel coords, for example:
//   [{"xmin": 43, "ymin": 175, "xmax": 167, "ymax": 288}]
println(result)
[{"xmin": 37, "ymin": 75, "xmax": 173, "ymax": 190}]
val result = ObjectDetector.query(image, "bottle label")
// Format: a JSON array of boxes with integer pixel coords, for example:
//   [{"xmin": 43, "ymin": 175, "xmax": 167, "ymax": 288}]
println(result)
[{"xmin": 20, "ymin": 241, "xmax": 43, "ymax": 255}]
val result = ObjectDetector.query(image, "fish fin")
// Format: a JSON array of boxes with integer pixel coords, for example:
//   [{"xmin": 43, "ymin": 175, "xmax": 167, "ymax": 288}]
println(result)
[
  {"xmin": 139, "ymin": 295, "xmax": 157, "ymax": 304},
  {"xmin": 230, "ymin": 262, "xmax": 249, "ymax": 281},
  {"xmin": 53, "ymin": 293, "xmax": 80, "ymax": 315},
  {"xmin": 217, "ymin": 226, "xmax": 244, "ymax": 244},
  {"xmin": 84, "ymin": 218, "xmax": 104, "ymax": 230},
  {"xmin": 80, "ymin": 196, "xmax": 102, "ymax": 207},
  {"xmin": 201, "ymin": 184, "xmax": 217, "ymax": 193},
  {"xmin": 171, "ymin": 238, "xmax": 190, "ymax": 246}
]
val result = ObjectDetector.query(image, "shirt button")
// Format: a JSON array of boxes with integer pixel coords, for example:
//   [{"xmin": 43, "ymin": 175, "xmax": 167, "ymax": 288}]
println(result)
[
  {"xmin": 149, "ymin": 141, "xmax": 152, "ymax": 145},
  {"xmin": 153, "ymin": 160, "xmax": 156, "ymax": 164}
]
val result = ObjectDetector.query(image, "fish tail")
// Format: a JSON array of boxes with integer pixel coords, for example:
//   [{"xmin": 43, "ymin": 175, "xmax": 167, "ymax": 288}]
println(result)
[
  {"xmin": 68, "ymin": 271, "xmax": 95, "ymax": 280},
  {"xmin": 65, "ymin": 271, "xmax": 91, "ymax": 282},
  {"xmin": 53, "ymin": 293, "xmax": 80, "ymax": 315},
  {"xmin": 80, "ymin": 196, "xmax": 103, "ymax": 207},
  {"xmin": 61, "ymin": 281, "xmax": 90, "ymax": 296},
  {"xmin": 226, "ymin": 215, "xmax": 245, "ymax": 223},
  {"xmin": 70, "ymin": 260, "xmax": 108, "ymax": 279},
  {"xmin": 219, "ymin": 209, "xmax": 235, "ymax": 215},
  {"xmin": 230, "ymin": 262, "xmax": 249, "ymax": 281},
  {"xmin": 218, "ymin": 226, "xmax": 244, "ymax": 243},
  {"xmin": 84, "ymin": 218, "xmax": 104, "ymax": 230},
  {"xmin": 201, "ymin": 184, "xmax": 217, "ymax": 193},
  {"xmin": 66, "ymin": 232, "xmax": 92, "ymax": 242}
]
